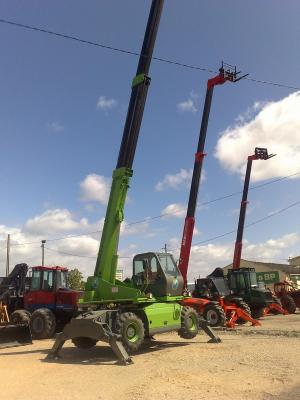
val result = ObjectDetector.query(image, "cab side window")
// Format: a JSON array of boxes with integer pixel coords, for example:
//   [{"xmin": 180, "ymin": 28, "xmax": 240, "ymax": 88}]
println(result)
[
  {"xmin": 150, "ymin": 257, "xmax": 158, "ymax": 281},
  {"xmin": 42, "ymin": 271, "xmax": 54, "ymax": 291}
]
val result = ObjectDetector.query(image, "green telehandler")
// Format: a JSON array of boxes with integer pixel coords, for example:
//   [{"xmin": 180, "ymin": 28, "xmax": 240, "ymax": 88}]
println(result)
[{"xmin": 47, "ymin": 0, "xmax": 219, "ymax": 365}]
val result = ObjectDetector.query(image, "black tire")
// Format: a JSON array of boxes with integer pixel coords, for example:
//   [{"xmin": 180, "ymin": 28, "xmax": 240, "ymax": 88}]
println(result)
[
  {"xmin": 30, "ymin": 308, "xmax": 56, "ymax": 339},
  {"xmin": 281, "ymin": 295, "xmax": 297, "ymax": 314},
  {"xmin": 203, "ymin": 304, "xmax": 226, "ymax": 327},
  {"xmin": 235, "ymin": 301, "xmax": 252, "ymax": 324},
  {"xmin": 251, "ymin": 307, "xmax": 265, "ymax": 319},
  {"xmin": 117, "ymin": 312, "xmax": 145, "ymax": 353},
  {"xmin": 72, "ymin": 337, "xmax": 97, "ymax": 349},
  {"xmin": 178, "ymin": 306, "xmax": 199, "ymax": 338},
  {"xmin": 10, "ymin": 309, "xmax": 31, "ymax": 325}
]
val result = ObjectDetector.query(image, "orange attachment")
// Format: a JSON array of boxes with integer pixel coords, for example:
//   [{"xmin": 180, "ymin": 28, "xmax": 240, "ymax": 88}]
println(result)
[
  {"xmin": 182, "ymin": 297, "xmax": 261, "ymax": 329},
  {"xmin": 263, "ymin": 303, "xmax": 288, "ymax": 316}
]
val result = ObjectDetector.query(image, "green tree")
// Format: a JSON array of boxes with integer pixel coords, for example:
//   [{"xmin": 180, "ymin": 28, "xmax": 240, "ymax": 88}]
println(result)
[{"xmin": 67, "ymin": 268, "xmax": 86, "ymax": 290}]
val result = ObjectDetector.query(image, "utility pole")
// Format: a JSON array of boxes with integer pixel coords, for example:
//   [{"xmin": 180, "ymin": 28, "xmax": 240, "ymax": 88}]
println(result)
[
  {"xmin": 162, "ymin": 243, "xmax": 168, "ymax": 253},
  {"xmin": 41, "ymin": 240, "xmax": 46, "ymax": 266},
  {"xmin": 5, "ymin": 234, "xmax": 10, "ymax": 277}
]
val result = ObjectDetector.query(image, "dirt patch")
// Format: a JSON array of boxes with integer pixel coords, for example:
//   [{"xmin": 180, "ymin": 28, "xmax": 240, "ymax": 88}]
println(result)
[{"xmin": 0, "ymin": 313, "xmax": 299, "ymax": 400}]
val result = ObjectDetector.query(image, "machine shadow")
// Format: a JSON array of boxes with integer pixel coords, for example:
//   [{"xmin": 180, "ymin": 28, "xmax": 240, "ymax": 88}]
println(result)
[{"xmin": 42, "ymin": 339, "xmax": 195, "ymax": 366}]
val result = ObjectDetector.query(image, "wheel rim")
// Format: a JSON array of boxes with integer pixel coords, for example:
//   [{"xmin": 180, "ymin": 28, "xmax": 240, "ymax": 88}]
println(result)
[
  {"xmin": 187, "ymin": 314, "xmax": 197, "ymax": 331},
  {"xmin": 32, "ymin": 316, "xmax": 44, "ymax": 333},
  {"xmin": 126, "ymin": 322, "xmax": 140, "ymax": 343},
  {"xmin": 206, "ymin": 310, "xmax": 218, "ymax": 325}
]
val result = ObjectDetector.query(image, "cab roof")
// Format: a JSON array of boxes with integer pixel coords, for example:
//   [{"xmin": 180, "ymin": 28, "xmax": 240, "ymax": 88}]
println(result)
[{"xmin": 31, "ymin": 266, "xmax": 68, "ymax": 272}]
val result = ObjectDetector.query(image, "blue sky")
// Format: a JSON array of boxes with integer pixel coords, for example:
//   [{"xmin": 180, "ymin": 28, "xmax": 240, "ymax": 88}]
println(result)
[{"xmin": 0, "ymin": 0, "xmax": 300, "ymax": 278}]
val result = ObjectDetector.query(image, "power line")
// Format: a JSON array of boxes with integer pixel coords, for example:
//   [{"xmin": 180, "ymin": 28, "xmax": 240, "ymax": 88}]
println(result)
[
  {"xmin": 45, "ymin": 246, "xmax": 130, "ymax": 259},
  {"xmin": 191, "ymin": 199, "xmax": 300, "ymax": 246},
  {"xmin": 44, "ymin": 196, "xmax": 300, "ymax": 259},
  {"xmin": 0, "ymin": 18, "xmax": 299, "ymax": 91},
  {"xmin": 4, "ymin": 169, "xmax": 300, "ymax": 248}
]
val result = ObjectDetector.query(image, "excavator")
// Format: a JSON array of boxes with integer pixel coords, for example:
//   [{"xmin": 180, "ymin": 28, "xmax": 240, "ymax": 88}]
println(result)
[
  {"xmin": 176, "ymin": 64, "xmax": 259, "ymax": 328},
  {"xmin": 47, "ymin": 0, "xmax": 220, "ymax": 366}
]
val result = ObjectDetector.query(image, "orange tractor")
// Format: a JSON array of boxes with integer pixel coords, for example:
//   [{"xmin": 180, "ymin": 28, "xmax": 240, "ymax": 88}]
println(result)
[{"xmin": 273, "ymin": 281, "xmax": 300, "ymax": 314}]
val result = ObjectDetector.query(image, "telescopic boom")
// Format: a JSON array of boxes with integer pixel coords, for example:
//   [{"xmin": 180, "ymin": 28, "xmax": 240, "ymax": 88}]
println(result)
[
  {"xmin": 232, "ymin": 147, "xmax": 275, "ymax": 269},
  {"xmin": 93, "ymin": 0, "xmax": 164, "ymax": 283},
  {"xmin": 178, "ymin": 63, "xmax": 246, "ymax": 287}
]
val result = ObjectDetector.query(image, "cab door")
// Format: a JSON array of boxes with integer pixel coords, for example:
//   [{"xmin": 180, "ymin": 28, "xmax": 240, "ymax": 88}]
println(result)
[{"xmin": 24, "ymin": 270, "xmax": 56, "ymax": 312}]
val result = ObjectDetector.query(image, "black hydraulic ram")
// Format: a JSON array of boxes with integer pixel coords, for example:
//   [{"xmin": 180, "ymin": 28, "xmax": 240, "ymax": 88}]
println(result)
[{"xmin": 232, "ymin": 148, "xmax": 275, "ymax": 269}]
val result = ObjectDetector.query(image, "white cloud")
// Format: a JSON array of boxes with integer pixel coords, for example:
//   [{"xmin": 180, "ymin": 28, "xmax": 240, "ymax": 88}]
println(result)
[
  {"xmin": 120, "ymin": 219, "xmax": 150, "ymax": 236},
  {"xmin": 156, "ymin": 168, "xmax": 206, "ymax": 192},
  {"xmin": 48, "ymin": 122, "xmax": 64, "ymax": 132},
  {"xmin": 80, "ymin": 174, "xmax": 111, "ymax": 205},
  {"xmin": 161, "ymin": 203, "xmax": 186, "ymax": 219},
  {"xmin": 97, "ymin": 95, "xmax": 117, "ymax": 110},
  {"xmin": 215, "ymin": 91, "xmax": 300, "ymax": 182},
  {"xmin": 177, "ymin": 91, "xmax": 198, "ymax": 113},
  {"xmin": 24, "ymin": 209, "xmax": 89, "ymax": 236},
  {"xmin": 167, "ymin": 232, "xmax": 299, "ymax": 280}
]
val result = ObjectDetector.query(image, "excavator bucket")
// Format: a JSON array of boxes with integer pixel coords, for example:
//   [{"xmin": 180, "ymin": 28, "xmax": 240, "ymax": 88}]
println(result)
[{"xmin": 0, "ymin": 323, "xmax": 32, "ymax": 349}]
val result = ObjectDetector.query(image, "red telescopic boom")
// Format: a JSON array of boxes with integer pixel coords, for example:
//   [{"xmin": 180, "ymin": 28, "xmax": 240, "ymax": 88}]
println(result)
[
  {"xmin": 232, "ymin": 147, "xmax": 275, "ymax": 269},
  {"xmin": 178, "ymin": 63, "xmax": 247, "ymax": 287}
]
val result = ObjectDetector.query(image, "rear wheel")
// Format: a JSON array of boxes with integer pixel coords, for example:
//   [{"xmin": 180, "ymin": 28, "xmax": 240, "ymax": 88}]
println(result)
[
  {"xmin": 235, "ymin": 301, "xmax": 252, "ymax": 324},
  {"xmin": 281, "ymin": 295, "xmax": 296, "ymax": 314},
  {"xmin": 117, "ymin": 312, "xmax": 145, "ymax": 353},
  {"xmin": 30, "ymin": 308, "xmax": 56, "ymax": 339},
  {"xmin": 178, "ymin": 306, "xmax": 199, "ymax": 338},
  {"xmin": 203, "ymin": 304, "xmax": 226, "ymax": 327},
  {"xmin": 251, "ymin": 307, "xmax": 265, "ymax": 319},
  {"xmin": 10, "ymin": 310, "xmax": 31, "ymax": 325},
  {"xmin": 72, "ymin": 337, "xmax": 97, "ymax": 349}
]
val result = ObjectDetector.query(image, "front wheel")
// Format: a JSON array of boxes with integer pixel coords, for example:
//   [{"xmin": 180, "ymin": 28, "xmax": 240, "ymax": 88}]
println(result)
[
  {"xmin": 117, "ymin": 312, "xmax": 145, "ymax": 353},
  {"xmin": 10, "ymin": 309, "xmax": 31, "ymax": 325},
  {"xmin": 178, "ymin": 306, "xmax": 199, "ymax": 339},
  {"xmin": 203, "ymin": 304, "xmax": 226, "ymax": 327},
  {"xmin": 30, "ymin": 308, "xmax": 56, "ymax": 339},
  {"xmin": 251, "ymin": 307, "xmax": 265, "ymax": 319}
]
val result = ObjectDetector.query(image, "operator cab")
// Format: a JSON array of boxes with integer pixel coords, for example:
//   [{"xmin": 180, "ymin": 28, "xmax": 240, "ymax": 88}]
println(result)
[
  {"xmin": 132, "ymin": 252, "xmax": 183, "ymax": 297},
  {"xmin": 227, "ymin": 268, "xmax": 258, "ymax": 295},
  {"xmin": 30, "ymin": 266, "xmax": 69, "ymax": 292}
]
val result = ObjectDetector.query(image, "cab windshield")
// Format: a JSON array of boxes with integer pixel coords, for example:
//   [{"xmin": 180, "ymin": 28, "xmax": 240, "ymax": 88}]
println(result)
[{"xmin": 158, "ymin": 254, "xmax": 178, "ymax": 277}]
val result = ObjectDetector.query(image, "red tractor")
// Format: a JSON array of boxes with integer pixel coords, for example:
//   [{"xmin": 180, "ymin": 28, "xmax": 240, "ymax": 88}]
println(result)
[
  {"xmin": 0, "ymin": 263, "xmax": 81, "ymax": 340},
  {"xmin": 274, "ymin": 281, "xmax": 300, "ymax": 314}
]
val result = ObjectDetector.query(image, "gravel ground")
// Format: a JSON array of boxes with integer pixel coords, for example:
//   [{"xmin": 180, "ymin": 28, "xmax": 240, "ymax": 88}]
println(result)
[{"xmin": 0, "ymin": 312, "xmax": 299, "ymax": 400}]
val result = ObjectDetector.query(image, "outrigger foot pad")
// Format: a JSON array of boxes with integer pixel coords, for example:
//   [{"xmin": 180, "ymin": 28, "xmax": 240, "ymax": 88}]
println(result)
[
  {"xmin": 46, "ymin": 310, "xmax": 132, "ymax": 365},
  {"xmin": 199, "ymin": 318, "xmax": 222, "ymax": 343}
]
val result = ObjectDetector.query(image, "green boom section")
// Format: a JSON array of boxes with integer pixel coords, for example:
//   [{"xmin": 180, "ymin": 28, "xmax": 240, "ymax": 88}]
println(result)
[
  {"xmin": 95, "ymin": 166, "xmax": 132, "ymax": 282},
  {"xmin": 82, "ymin": 166, "xmax": 145, "ymax": 303}
]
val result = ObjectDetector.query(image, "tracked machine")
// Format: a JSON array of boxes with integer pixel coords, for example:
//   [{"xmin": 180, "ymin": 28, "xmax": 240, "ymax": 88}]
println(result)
[{"xmin": 47, "ymin": 0, "xmax": 220, "ymax": 366}]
